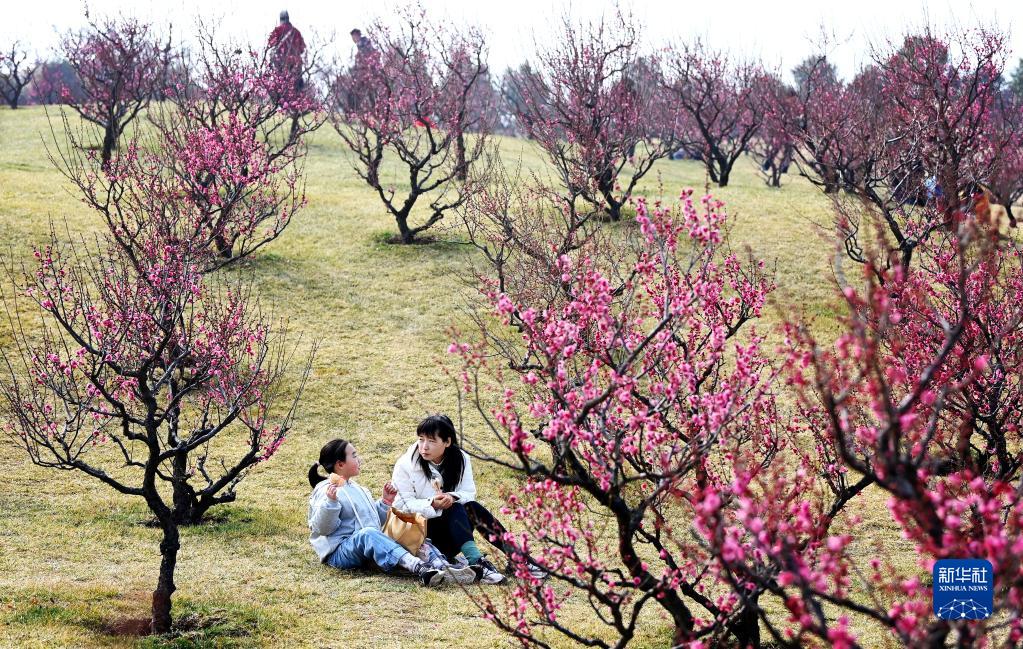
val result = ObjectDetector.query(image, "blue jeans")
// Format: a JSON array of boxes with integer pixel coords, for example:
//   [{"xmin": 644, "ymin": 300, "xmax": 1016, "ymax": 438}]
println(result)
[{"xmin": 325, "ymin": 528, "xmax": 407, "ymax": 572}]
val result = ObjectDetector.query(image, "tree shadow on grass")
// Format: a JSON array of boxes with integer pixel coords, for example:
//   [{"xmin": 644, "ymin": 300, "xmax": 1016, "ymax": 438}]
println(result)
[
  {"xmin": 135, "ymin": 600, "xmax": 265, "ymax": 648},
  {"xmin": 368, "ymin": 228, "xmax": 475, "ymax": 262},
  {"xmin": 4, "ymin": 589, "xmax": 268, "ymax": 648}
]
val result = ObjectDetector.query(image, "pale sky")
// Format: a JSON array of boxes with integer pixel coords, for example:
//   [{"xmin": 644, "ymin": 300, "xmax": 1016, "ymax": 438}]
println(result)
[{"xmin": 2, "ymin": 0, "xmax": 1022, "ymax": 83}]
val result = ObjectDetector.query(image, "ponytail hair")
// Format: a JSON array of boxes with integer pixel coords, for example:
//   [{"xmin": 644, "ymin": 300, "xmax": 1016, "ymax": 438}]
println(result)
[{"xmin": 307, "ymin": 438, "xmax": 350, "ymax": 488}]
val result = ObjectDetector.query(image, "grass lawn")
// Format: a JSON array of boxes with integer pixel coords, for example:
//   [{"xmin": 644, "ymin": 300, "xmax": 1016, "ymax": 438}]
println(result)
[{"xmin": 1, "ymin": 104, "xmax": 909, "ymax": 648}]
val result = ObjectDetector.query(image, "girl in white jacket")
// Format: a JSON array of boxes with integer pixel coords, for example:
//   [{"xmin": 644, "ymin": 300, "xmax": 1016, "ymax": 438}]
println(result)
[{"xmin": 391, "ymin": 414, "xmax": 527, "ymax": 584}]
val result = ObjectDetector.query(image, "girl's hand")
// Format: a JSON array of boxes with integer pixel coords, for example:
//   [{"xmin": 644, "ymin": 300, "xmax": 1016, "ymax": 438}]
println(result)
[
  {"xmin": 381, "ymin": 481, "xmax": 398, "ymax": 505},
  {"xmin": 326, "ymin": 483, "xmax": 340, "ymax": 501},
  {"xmin": 432, "ymin": 493, "xmax": 454, "ymax": 510}
]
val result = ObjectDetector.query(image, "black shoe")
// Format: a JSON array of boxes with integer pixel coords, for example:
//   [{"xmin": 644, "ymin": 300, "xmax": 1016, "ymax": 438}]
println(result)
[
  {"xmin": 414, "ymin": 565, "xmax": 448, "ymax": 587},
  {"xmin": 470, "ymin": 557, "xmax": 507, "ymax": 585},
  {"xmin": 505, "ymin": 560, "xmax": 549, "ymax": 581}
]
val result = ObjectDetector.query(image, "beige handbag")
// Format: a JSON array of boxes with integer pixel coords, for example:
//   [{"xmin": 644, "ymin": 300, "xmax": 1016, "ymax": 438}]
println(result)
[{"xmin": 383, "ymin": 507, "xmax": 427, "ymax": 555}]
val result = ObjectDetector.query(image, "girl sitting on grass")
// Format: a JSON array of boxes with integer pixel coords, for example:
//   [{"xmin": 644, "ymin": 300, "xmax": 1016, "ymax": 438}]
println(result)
[
  {"xmin": 390, "ymin": 414, "xmax": 547, "ymax": 584},
  {"xmin": 307, "ymin": 437, "xmax": 475, "ymax": 586}
]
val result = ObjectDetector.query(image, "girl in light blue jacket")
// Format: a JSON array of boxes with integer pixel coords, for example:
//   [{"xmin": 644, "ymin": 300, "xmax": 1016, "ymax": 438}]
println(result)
[{"xmin": 307, "ymin": 438, "xmax": 474, "ymax": 587}]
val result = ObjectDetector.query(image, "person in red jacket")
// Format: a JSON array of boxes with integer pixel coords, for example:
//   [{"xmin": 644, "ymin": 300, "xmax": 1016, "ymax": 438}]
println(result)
[{"xmin": 268, "ymin": 10, "xmax": 306, "ymax": 90}]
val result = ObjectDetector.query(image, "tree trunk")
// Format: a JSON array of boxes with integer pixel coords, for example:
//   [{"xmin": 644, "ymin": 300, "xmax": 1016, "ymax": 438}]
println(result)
[
  {"xmin": 172, "ymin": 498, "xmax": 217, "ymax": 526},
  {"xmin": 617, "ymin": 522, "xmax": 694, "ymax": 646},
  {"xmin": 152, "ymin": 522, "xmax": 180, "ymax": 634},
  {"xmin": 171, "ymin": 452, "xmax": 207, "ymax": 525},
  {"xmin": 595, "ymin": 167, "xmax": 622, "ymax": 221},
  {"xmin": 706, "ymin": 161, "xmax": 720, "ymax": 185},
  {"xmin": 101, "ymin": 120, "xmax": 119, "ymax": 165},
  {"xmin": 214, "ymin": 233, "xmax": 234, "ymax": 258},
  {"xmin": 823, "ymin": 168, "xmax": 840, "ymax": 194},
  {"xmin": 899, "ymin": 245, "xmax": 914, "ymax": 272},
  {"xmin": 728, "ymin": 599, "xmax": 762, "ymax": 648},
  {"xmin": 455, "ymin": 133, "xmax": 467, "ymax": 181},
  {"xmin": 395, "ymin": 210, "xmax": 415, "ymax": 244},
  {"xmin": 606, "ymin": 201, "xmax": 622, "ymax": 222},
  {"xmin": 717, "ymin": 164, "xmax": 730, "ymax": 187},
  {"xmin": 923, "ymin": 620, "xmax": 951, "ymax": 648}
]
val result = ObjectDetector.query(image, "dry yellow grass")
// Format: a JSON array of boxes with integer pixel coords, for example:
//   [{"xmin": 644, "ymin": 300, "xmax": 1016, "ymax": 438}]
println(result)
[{"xmin": 1, "ymin": 104, "xmax": 911, "ymax": 648}]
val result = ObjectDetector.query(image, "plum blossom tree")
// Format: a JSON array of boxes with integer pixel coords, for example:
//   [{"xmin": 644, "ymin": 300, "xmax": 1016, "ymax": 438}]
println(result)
[
  {"xmin": 663, "ymin": 42, "xmax": 767, "ymax": 187},
  {"xmin": 782, "ymin": 54, "xmax": 849, "ymax": 194},
  {"xmin": 27, "ymin": 60, "xmax": 83, "ymax": 105},
  {"xmin": 49, "ymin": 23, "xmax": 316, "ymax": 269},
  {"xmin": 748, "ymin": 73, "xmax": 795, "ymax": 188},
  {"xmin": 985, "ymin": 92, "xmax": 1023, "ymax": 226},
  {"xmin": 457, "ymin": 153, "xmax": 1023, "ymax": 649},
  {"xmin": 0, "ymin": 42, "xmax": 39, "ymax": 109},
  {"xmin": 148, "ymin": 25, "xmax": 322, "ymax": 261},
  {"xmin": 29, "ymin": 19, "xmax": 317, "ymax": 549},
  {"xmin": 328, "ymin": 12, "xmax": 493, "ymax": 244},
  {"xmin": 505, "ymin": 13, "xmax": 678, "ymax": 221},
  {"xmin": 697, "ymin": 205, "xmax": 1023, "ymax": 647},
  {"xmin": 499, "ymin": 62, "xmax": 544, "ymax": 137},
  {"xmin": 0, "ymin": 226, "xmax": 310, "ymax": 633},
  {"xmin": 454, "ymin": 172, "xmax": 785, "ymax": 646},
  {"xmin": 785, "ymin": 29, "xmax": 1014, "ymax": 271},
  {"xmin": 60, "ymin": 15, "xmax": 171, "ymax": 162},
  {"xmin": 51, "ymin": 114, "xmax": 307, "ymax": 271}
]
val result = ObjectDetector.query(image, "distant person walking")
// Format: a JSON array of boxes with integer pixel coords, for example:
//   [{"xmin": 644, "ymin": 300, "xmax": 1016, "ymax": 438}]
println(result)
[
  {"xmin": 268, "ymin": 10, "xmax": 306, "ymax": 89},
  {"xmin": 345, "ymin": 28, "xmax": 379, "ymax": 110},
  {"xmin": 268, "ymin": 10, "xmax": 308, "ymax": 141},
  {"xmin": 350, "ymin": 28, "xmax": 375, "ymax": 66}
]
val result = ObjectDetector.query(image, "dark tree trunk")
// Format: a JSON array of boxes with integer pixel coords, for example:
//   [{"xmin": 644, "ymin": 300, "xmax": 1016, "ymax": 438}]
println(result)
[
  {"xmin": 171, "ymin": 453, "xmax": 212, "ymax": 525},
  {"xmin": 152, "ymin": 522, "xmax": 180, "ymax": 634},
  {"xmin": 101, "ymin": 119, "xmax": 120, "ymax": 165},
  {"xmin": 706, "ymin": 160, "xmax": 720, "ymax": 185},
  {"xmin": 823, "ymin": 168, "xmax": 840, "ymax": 194},
  {"xmin": 596, "ymin": 168, "xmax": 621, "ymax": 221},
  {"xmin": 455, "ymin": 133, "xmax": 467, "ymax": 181},
  {"xmin": 396, "ymin": 210, "xmax": 415, "ymax": 244},
  {"xmin": 171, "ymin": 497, "xmax": 218, "ymax": 526},
  {"xmin": 606, "ymin": 200, "xmax": 622, "ymax": 222},
  {"xmin": 214, "ymin": 233, "xmax": 234, "ymax": 258},
  {"xmin": 717, "ymin": 163, "xmax": 731, "ymax": 187},
  {"xmin": 728, "ymin": 598, "xmax": 761, "ymax": 648},
  {"xmin": 615, "ymin": 509, "xmax": 694, "ymax": 646}
]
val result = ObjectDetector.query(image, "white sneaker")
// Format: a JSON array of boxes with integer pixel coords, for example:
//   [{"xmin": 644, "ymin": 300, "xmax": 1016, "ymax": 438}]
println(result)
[
  {"xmin": 444, "ymin": 563, "xmax": 477, "ymax": 585},
  {"xmin": 505, "ymin": 559, "xmax": 549, "ymax": 581},
  {"xmin": 526, "ymin": 562, "xmax": 548, "ymax": 581},
  {"xmin": 470, "ymin": 557, "xmax": 507, "ymax": 585}
]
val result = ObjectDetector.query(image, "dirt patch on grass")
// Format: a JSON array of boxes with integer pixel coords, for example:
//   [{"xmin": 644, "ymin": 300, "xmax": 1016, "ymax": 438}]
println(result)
[{"xmin": 103, "ymin": 616, "xmax": 152, "ymax": 636}]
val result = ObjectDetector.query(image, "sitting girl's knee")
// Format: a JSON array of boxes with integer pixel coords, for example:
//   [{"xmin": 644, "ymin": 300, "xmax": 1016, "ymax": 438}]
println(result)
[{"xmin": 351, "ymin": 527, "xmax": 380, "ymax": 541}]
